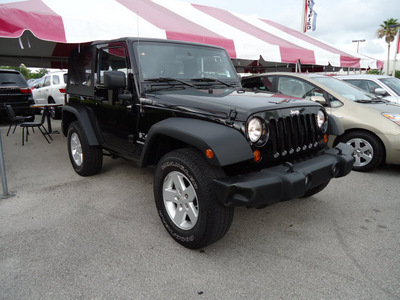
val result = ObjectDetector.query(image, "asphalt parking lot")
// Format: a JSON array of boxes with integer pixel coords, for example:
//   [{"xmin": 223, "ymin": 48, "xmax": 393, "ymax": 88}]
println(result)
[{"xmin": 1, "ymin": 119, "xmax": 399, "ymax": 300}]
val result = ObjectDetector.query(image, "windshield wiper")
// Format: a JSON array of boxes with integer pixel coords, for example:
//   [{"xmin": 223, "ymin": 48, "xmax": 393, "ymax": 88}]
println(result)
[
  {"xmin": 191, "ymin": 77, "xmax": 235, "ymax": 87},
  {"xmin": 144, "ymin": 77, "xmax": 195, "ymax": 88},
  {"xmin": 354, "ymin": 99, "xmax": 373, "ymax": 103},
  {"xmin": 354, "ymin": 99, "xmax": 386, "ymax": 103}
]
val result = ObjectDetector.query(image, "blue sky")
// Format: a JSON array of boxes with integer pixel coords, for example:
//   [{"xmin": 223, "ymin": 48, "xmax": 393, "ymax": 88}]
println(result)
[{"xmin": 179, "ymin": 0, "xmax": 400, "ymax": 61}]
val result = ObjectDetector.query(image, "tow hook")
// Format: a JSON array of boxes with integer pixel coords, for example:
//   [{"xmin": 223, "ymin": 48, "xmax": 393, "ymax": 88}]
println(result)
[{"xmin": 283, "ymin": 162, "xmax": 294, "ymax": 173}]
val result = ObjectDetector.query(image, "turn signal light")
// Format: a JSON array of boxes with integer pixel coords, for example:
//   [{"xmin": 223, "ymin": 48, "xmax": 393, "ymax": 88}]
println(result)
[
  {"xmin": 253, "ymin": 150, "xmax": 261, "ymax": 162},
  {"xmin": 205, "ymin": 149, "xmax": 214, "ymax": 159},
  {"xmin": 323, "ymin": 134, "xmax": 328, "ymax": 143}
]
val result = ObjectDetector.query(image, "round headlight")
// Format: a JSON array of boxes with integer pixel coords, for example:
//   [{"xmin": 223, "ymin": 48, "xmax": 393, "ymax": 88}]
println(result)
[
  {"xmin": 316, "ymin": 110, "xmax": 326, "ymax": 128},
  {"xmin": 248, "ymin": 118, "xmax": 263, "ymax": 143}
]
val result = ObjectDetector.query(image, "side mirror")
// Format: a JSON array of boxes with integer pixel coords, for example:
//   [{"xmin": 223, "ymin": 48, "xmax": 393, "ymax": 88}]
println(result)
[
  {"xmin": 374, "ymin": 88, "xmax": 388, "ymax": 97},
  {"xmin": 104, "ymin": 71, "xmax": 126, "ymax": 89},
  {"xmin": 310, "ymin": 95, "xmax": 326, "ymax": 106},
  {"xmin": 118, "ymin": 92, "xmax": 133, "ymax": 106}
]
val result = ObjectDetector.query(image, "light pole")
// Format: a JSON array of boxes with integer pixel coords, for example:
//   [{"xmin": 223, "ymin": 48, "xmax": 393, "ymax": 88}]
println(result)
[
  {"xmin": 352, "ymin": 39, "xmax": 366, "ymax": 53},
  {"xmin": 389, "ymin": 24, "xmax": 400, "ymax": 77}
]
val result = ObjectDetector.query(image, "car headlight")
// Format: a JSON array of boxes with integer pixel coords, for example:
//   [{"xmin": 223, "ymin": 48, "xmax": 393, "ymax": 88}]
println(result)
[
  {"xmin": 316, "ymin": 110, "xmax": 326, "ymax": 128},
  {"xmin": 382, "ymin": 113, "xmax": 400, "ymax": 126},
  {"xmin": 247, "ymin": 117, "xmax": 269, "ymax": 145},
  {"xmin": 248, "ymin": 118, "xmax": 263, "ymax": 142},
  {"xmin": 316, "ymin": 109, "xmax": 328, "ymax": 132}
]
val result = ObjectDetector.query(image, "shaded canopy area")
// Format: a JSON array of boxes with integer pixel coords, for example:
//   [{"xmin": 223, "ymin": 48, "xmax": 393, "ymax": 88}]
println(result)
[{"xmin": 0, "ymin": 0, "xmax": 384, "ymax": 71}]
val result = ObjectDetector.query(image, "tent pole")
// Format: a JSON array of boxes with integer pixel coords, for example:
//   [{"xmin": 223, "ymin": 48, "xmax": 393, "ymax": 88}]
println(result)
[
  {"xmin": 301, "ymin": 0, "xmax": 306, "ymax": 32},
  {"xmin": 0, "ymin": 130, "xmax": 15, "ymax": 199}
]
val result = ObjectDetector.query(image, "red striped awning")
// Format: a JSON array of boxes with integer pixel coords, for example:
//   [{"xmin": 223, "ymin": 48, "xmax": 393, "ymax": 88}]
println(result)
[{"xmin": 0, "ymin": 0, "xmax": 384, "ymax": 70}]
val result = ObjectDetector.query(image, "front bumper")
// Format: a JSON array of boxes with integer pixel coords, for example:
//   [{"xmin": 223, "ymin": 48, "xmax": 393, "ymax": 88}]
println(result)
[{"xmin": 214, "ymin": 143, "xmax": 354, "ymax": 208}]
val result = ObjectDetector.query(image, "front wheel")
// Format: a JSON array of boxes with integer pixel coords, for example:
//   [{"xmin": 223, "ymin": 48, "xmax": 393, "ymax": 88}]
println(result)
[
  {"xmin": 67, "ymin": 121, "xmax": 103, "ymax": 176},
  {"xmin": 339, "ymin": 131, "xmax": 384, "ymax": 172},
  {"xmin": 154, "ymin": 148, "xmax": 234, "ymax": 249}
]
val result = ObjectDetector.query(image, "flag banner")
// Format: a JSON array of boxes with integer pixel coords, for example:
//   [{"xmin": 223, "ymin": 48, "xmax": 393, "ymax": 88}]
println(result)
[
  {"xmin": 305, "ymin": 0, "xmax": 317, "ymax": 32},
  {"xmin": 397, "ymin": 30, "xmax": 400, "ymax": 54}
]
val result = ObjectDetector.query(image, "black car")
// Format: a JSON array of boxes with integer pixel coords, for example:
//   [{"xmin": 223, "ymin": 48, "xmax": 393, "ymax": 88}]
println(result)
[
  {"xmin": 62, "ymin": 38, "xmax": 354, "ymax": 249},
  {"xmin": 0, "ymin": 69, "xmax": 35, "ymax": 120}
]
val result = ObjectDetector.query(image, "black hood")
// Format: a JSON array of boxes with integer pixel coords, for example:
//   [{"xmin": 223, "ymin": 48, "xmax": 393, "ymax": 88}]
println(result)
[{"xmin": 145, "ymin": 88, "xmax": 321, "ymax": 121}]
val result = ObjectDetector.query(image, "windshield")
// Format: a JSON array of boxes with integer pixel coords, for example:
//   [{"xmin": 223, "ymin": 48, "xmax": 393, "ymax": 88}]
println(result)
[
  {"xmin": 379, "ymin": 77, "xmax": 400, "ymax": 96},
  {"xmin": 313, "ymin": 76, "xmax": 376, "ymax": 101},
  {"xmin": 135, "ymin": 42, "xmax": 238, "ymax": 84}
]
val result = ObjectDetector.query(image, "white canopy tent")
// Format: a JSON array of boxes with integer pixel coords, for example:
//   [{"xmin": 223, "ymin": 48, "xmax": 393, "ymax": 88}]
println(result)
[{"xmin": 0, "ymin": 0, "xmax": 384, "ymax": 71}]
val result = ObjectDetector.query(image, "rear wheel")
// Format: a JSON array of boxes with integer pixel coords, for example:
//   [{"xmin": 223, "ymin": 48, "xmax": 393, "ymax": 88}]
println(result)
[
  {"xmin": 67, "ymin": 121, "xmax": 103, "ymax": 176},
  {"xmin": 339, "ymin": 131, "xmax": 384, "ymax": 172},
  {"xmin": 48, "ymin": 98, "xmax": 62, "ymax": 119},
  {"xmin": 154, "ymin": 148, "xmax": 234, "ymax": 249}
]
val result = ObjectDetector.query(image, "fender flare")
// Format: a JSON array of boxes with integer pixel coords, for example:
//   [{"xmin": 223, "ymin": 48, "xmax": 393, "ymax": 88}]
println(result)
[
  {"xmin": 140, "ymin": 118, "xmax": 254, "ymax": 167},
  {"xmin": 62, "ymin": 102, "xmax": 101, "ymax": 146},
  {"xmin": 327, "ymin": 114, "xmax": 344, "ymax": 136}
]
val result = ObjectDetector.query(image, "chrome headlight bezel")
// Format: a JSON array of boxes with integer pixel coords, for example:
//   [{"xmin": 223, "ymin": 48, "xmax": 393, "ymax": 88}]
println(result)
[
  {"xmin": 247, "ymin": 117, "xmax": 269, "ymax": 146},
  {"xmin": 316, "ymin": 109, "xmax": 328, "ymax": 132}
]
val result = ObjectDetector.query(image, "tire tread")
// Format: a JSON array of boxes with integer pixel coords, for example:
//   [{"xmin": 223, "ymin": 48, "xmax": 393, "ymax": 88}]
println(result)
[
  {"xmin": 67, "ymin": 121, "xmax": 103, "ymax": 176},
  {"xmin": 155, "ymin": 148, "xmax": 234, "ymax": 249}
]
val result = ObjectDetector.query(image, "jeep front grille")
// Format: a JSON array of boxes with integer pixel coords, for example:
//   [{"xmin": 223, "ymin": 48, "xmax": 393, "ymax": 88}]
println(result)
[{"xmin": 269, "ymin": 114, "xmax": 319, "ymax": 158}]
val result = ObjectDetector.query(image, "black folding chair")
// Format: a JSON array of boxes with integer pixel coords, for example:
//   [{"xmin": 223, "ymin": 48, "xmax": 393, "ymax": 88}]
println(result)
[
  {"xmin": 4, "ymin": 104, "xmax": 33, "ymax": 136},
  {"xmin": 20, "ymin": 109, "xmax": 53, "ymax": 146}
]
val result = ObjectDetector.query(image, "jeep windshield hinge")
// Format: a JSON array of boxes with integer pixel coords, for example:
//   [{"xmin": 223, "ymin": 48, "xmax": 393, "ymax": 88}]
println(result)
[
  {"xmin": 139, "ymin": 97, "xmax": 153, "ymax": 113},
  {"xmin": 226, "ymin": 109, "xmax": 237, "ymax": 125}
]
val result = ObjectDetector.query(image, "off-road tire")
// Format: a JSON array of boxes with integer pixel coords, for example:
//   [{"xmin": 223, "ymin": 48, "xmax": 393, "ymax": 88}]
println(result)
[
  {"xmin": 67, "ymin": 121, "xmax": 103, "ymax": 176},
  {"xmin": 339, "ymin": 131, "xmax": 384, "ymax": 172},
  {"xmin": 154, "ymin": 148, "xmax": 234, "ymax": 249}
]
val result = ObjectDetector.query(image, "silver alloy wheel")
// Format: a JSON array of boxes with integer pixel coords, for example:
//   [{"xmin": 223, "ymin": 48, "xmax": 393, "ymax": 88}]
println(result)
[
  {"xmin": 70, "ymin": 132, "xmax": 83, "ymax": 167},
  {"xmin": 162, "ymin": 171, "xmax": 199, "ymax": 230},
  {"xmin": 346, "ymin": 138, "xmax": 373, "ymax": 167}
]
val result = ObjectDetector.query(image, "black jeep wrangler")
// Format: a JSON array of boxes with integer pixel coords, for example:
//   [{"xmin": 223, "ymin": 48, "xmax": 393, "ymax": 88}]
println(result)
[{"xmin": 62, "ymin": 38, "xmax": 353, "ymax": 249}]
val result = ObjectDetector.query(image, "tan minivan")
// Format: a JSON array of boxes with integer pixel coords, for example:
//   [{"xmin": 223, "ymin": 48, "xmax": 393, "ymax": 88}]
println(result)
[{"xmin": 242, "ymin": 72, "xmax": 400, "ymax": 172}]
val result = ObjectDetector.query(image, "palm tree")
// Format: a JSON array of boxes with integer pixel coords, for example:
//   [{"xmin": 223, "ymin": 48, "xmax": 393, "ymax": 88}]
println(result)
[{"xmin": 376, "ymin": 18, "xmax": 399, "ymax": 74}]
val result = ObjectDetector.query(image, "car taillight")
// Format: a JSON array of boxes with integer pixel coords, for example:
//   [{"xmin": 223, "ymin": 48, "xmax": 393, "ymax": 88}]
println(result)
[
  {"xmin": 20, "ymin": 88, "xmax": 32, "ymax": 94},
  {"xmin": 59, "ymin": 88, "xmax": 66, "ymax": 93}
]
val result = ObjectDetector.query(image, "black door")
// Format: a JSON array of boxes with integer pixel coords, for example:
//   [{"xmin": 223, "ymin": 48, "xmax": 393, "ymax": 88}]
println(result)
[{"xmin": 93, "ymin": 45, "xmax": 137, "ymax": 154}]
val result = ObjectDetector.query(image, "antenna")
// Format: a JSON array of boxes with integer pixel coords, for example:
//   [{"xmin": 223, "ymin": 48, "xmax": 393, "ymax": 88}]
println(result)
[{"xmin": 137, "ymin": 10, "xmax": 140, "ymax": 38}]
